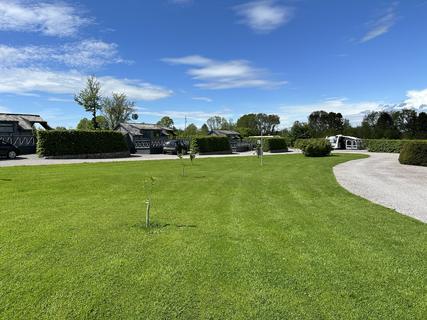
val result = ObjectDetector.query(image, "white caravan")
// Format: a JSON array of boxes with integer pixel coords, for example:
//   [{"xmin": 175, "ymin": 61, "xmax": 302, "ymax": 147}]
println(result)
[{"xmin": 326, "ymin": 135, "xmax": 363, "ymax": 150}]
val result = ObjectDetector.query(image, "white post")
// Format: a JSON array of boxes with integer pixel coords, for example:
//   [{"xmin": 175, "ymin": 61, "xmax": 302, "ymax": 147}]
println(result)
[{"xmin": 260, "ymin": 129, "xmax": 263, "ymax": 166}]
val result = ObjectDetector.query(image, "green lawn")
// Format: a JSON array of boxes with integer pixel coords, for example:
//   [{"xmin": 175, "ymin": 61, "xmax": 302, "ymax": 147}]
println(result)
[{"xmin": 0, "ymin": 154, "xmax": 426, "ymax": 319}]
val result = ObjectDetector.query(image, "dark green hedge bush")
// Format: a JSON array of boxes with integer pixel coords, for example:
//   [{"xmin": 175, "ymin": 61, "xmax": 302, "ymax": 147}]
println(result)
[
  {"xmin": 300, "ymin": 139, "xmax": 332, "ymax": 157},
  {"xmin": 191, "ymin": 136, "xmax": 231, "ymax": 154},
  {"xmin": 37, "ymin": 130, "xmax": 129, "ymax": 156},
  {"xmin": 399, "ymin": 142, "xmax": 427, "ymax": 166},
  {"xmin": 363, "ymin": 139, "xmax": 407, "ymax": 153},
  {"xmin": 262, "ymin": 137, "xmax": 288, "ymax": 152},
  {"xmin": 294, "ymin": 138, "xmax": 324, "ymax": 151}
]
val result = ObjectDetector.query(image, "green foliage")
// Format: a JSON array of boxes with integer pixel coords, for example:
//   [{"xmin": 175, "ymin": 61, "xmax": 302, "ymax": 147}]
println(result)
[
  {"xmin": 363, "ymin": 139, "xmax": 409, "ymax": 153},
  {"xmin": 294, "ymin": 138, "xmax": 324, "ymax": 151},
  {"xmin": 102, "ymin": 93, "xmax": 136, "ymax": 129},
  {"xmin": 262, "ymin": 137, "xmax": 288, "ymax": 152},
  {"xmin": 308, "ymin": 110, "xmax": 344, "ymax": 137},
  {"xmin": 157, "ymin": 116, "xmax": 174, "ymax": 129},
  {"xmin": 76, "ymin": 116, "xmax": 108, "ymax": 130},
  {"xmin": 74, "ymin": 76, "xmax": 103, "ymax": 129},
  {"xmin": 236, "ymin": 113, "xmax": 281, "ymax": 137},
  {"xmin": 190, "ymin": 136, "xmax": 231, "ymax": 154},
  {"xmin": 37, "ymin": 130, "xmax": 129, "ymax": 156},
  {"xmin": 300, "ymin": 139, "xmax": 332, "ymax": 157},
  {"xmin": 399, "ymin": 142, "xmax": 427, "ymax": 166}
]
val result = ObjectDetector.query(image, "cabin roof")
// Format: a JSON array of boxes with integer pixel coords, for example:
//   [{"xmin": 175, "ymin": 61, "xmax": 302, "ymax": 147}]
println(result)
[
  {"xmin": 118, "ymin": 123, "xmax": 175, "ymax": 136},
  {"xmin": 0, "ymin": 113, "xmax": 51, "ymax": 130},
  {"xmin": 209, "ymin": 130, "xmax": 241, "ymax": 136}
]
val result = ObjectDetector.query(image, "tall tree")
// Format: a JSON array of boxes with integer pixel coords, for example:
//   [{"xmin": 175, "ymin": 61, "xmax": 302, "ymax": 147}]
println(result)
[
  {"xmin": 200, "ymin": 123, "xmax": 209, "ymax": 135},
  {"xmin": 375, "ymin": 111, "xmax": 400, "ymax": 139},
  {"xmin": 236, "ymin": 113, "xmax": 259, "ymax": 136},
  {"xmin": 392, "ymin": 109, "xmax": 418, "ymax": 138},
  {"xmin": 76, "ymin": 116, "xmax": 108, "ymax": 130},
  {"xmin": 206, "ymin": 116, "xmax": 227, "ymax": 130},
  {"xmin": 184, "ymin": 123, "xmax": 198, "ymax": 136},
  {"xmin": 157, "ymin": 116, "xmax": 174, "ymax": 128},
  {"xmin": 102, "ymin": 93, "xmax": 136, "ymax": 129},
  {"xmin": 74, "ymin": 76, "xmax": 102, "ymax": 129}
]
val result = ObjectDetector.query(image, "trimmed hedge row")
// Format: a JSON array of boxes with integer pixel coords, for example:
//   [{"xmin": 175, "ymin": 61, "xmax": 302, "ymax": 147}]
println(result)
[
  {"xmin": 399, "ymin": 142, "xmax": 427, "ymax": 166},
  {"xmin": 300, "ymin": 139, "xmax": 332, "ymax": 157},
  {"xmin": 37, "ymin": 130, "xmax": 129, "ymax": 157},
  {"xmin": 262, "ymin": 137, "xmax": 288, "ymax": 152},
  {"xmin": 294, "ymin": 138, "xmax": 324, "ymax": 151},
  {"xmin": 363, "ymin": 139, "xmax": 407, "ymax": 153},
  {"xmin": 191, "ymin": 136, "xmax": 231, "ymax": 154}
]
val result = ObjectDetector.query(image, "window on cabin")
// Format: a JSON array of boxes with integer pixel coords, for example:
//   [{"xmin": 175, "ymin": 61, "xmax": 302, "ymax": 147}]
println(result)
[{"xmin": 0, "ymin": 124, "xmax": 14, "ymax": 133}]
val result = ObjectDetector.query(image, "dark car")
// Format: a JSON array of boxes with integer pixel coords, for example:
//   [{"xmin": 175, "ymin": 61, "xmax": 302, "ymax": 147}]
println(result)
[
  {"xmin": 0, "ymin": 140, "xmax": 21, "ymax": 159},
  {"xmin": 163, "ymin": 139, "xmax": 189, "ymax": 155}
]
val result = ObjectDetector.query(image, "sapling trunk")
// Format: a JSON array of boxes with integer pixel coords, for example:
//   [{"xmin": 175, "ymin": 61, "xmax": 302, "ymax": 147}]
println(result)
[{"xmin": 145, "ymin": 199, "xmax": 151, "ymax": 227}]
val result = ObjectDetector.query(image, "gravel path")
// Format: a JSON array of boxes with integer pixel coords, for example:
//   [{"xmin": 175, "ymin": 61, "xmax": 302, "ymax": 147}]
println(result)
[
  {"xmin": 334, "ymin": 152, "xmax": 427, "ymax": 223},
  {"xmin": 0, "ymin": 150, "xmax": 297, "ymax": 167}
]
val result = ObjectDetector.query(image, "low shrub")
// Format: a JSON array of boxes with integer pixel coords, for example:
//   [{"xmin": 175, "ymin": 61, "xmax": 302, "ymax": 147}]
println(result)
[
  {"xmin": 191, "ymin": 136, "xmax": 231, "ymax": 154},
  {"xmin": 301, "ymin": 139, "xmax": 332, "ymax": 157},
  {"xmin": 294, "ymin": 138, "xmax": 324, "ymax": 151},
  {"xmin": 363, "ymin": 139, "xmax": 407, "ymax": 153},
  {"xmin": 262, "ymin": 137, "xmax": 288, "ymax": 152},
  {"xmin": 37, "ymin": 130, "xmax": 129, "ymax": 157},
  {"xmin": 399, "ymin": 142, "xmax": 427, "ymax": 166}
]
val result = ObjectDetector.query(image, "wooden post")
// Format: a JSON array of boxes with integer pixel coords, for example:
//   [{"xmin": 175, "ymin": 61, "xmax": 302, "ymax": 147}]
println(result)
[{"xmin": 145, "ymin": 199, "xmax": 150, "ymax": 227}]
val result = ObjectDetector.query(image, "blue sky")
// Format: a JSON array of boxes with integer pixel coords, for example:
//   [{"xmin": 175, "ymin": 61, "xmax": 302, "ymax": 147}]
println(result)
[{"xmin": 0, "ymin": 0, "xmax": 427, "ymax": 128}]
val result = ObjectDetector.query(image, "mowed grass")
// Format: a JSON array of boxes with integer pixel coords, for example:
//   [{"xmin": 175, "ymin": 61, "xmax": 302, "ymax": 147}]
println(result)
[{"xmin": 0, "ymin": 154, "xmax": 426, "ymax": 319}]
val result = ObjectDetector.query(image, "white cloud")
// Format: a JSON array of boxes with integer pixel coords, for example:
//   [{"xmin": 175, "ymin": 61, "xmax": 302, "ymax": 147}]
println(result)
[
  {"xmin": 0, "ymin": 0, "xmax": 90, "ymax": 37},
  {"xmin": 361, "ymin": 3, "xmax": 397, "ymax": 43},
  {"xmin": 192, "ymin": 96, "xmax": 212, "ymax": 102},
  {"xmin": 0, "ymin": 68, "xmax": 172, "ymax": 101},
  {"xmin": 279, "ymin": 98, "xmax": 383, "ymax": 126},
  {"xmin": 234, "ymin": 0, "xmax": 293, "ymax": 33},
  {"xmin": 0, "ymin": 40, "xmax": 124, "ymax": 69},
  {"xmin": 163, "ymin": 55, "xmax": 286, "ymax": 89},
  {"xmin": 138, "ymin": 109, "xmax": 233, "ymax": 127},
  {"xmin": 404, "ymin": 88, "xmax": 427, "ymax": 108}
]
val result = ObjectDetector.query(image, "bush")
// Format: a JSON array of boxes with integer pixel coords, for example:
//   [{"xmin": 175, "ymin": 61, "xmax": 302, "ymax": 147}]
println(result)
[
  {"xmin": 399, "ymin": 142, "xmax": 427, "ymax": 166},
  {"xmin": 294, "ymin": 138, "xmax": 324, "ymax": 151},
  {"xmin": 262, "ymin": 137, "xmax": 288, "ymax": 152},
  {"xmin": 191, "ymin": 136, "xmax": 231, "ymax": 154},
  {"xmin": 363, "ymin": 139, "xmax": 407, "ymax": 153},
  {"xmin": 37, "ymin": 130, "xmax": 129, "ymax": 157},
  {"xmin": 301, "ymin": 139, "xmax": 332, "ymax": 157}
]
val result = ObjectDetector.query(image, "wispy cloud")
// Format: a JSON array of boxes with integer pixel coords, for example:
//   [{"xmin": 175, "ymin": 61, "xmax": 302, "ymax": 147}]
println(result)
[
  {"xmin": 163, "ymin": 55, "xmax": 286, "ymax": 90},
  {"xmin": 0, "ymin": 40, "xmax": 124, "ymax": 69},
  {"xmin": 192, "ymin": 96, "xmax": 212, "ymax": 102},
  {"xmin": 0, "ymin": 68, "xmax": 172, "ymax": 101},
  {"xmin": 0, "ymin": 0, "xmax": 91, "ymax": 37},
  {"xmin": 234, "ymin": 0, "xmax": 293, "ymax": 34},
  {"xmin": 360, "ymin": 2, "xmax": 398, "ymax": 43},
  {"xmin": 404, "ymin": 88, "xmax": 427, "ymax": 107}
]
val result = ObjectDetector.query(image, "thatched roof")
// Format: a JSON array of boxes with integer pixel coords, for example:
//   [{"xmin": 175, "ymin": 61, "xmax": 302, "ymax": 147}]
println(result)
[
  {"xmin": 118, "ymin": 123, "xmax": 175, "ymax": 136},
  {"xmin": 0, "ymin": 113, "xmax": 51, "ymax": 130}
]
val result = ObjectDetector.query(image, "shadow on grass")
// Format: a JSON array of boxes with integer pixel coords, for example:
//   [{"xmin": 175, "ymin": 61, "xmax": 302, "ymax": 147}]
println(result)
[{"xmin": 132, "ymin": 222, "xmax": 197, "ymax": 232}]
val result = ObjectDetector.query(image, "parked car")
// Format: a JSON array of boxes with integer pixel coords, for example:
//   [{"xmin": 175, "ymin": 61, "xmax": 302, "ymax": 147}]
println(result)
[
  {"xmin": 0, "ymin": 140, "xmax": 21, "ymax": 159},
  {"xmin": 163, "ymin": 139, "xmax": 189, "ymax": 155}
]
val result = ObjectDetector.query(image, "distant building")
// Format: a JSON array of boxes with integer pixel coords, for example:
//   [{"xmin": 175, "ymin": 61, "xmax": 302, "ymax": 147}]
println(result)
[
  {"xmin": 0, "ymin": 113, "xmax": 51, "ymax": 154},
  {"xmin": 116, "ymin": 123, "xmax": 175, "ymax": 154},
  {"xmin": 208, "ymin": 129, "xmax": 242, "ymax": 140}
]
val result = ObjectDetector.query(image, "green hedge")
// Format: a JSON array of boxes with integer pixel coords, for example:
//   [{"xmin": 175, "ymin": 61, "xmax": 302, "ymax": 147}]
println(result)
[
  {"xmin": 37, "ymin": 130, "xmax": 129, "ymax": 156},
  {"xmin": 300, "ymin": 139, "xmax": 332, "ymax": 157},
  {"xmin": 262, "ymin": 137, "xmax": 288, "ymax": 152},
  {"xmin": 191, "ymin": 136, "xmax": 231, "ymax": 154},
  {"xmin": 363, "ymin": 139, "xmax": 407, "ymax": 153},
  {"xmin": 294, "ymin": 138, "xmax": 324, "ymax": 151},
  {"xmin": 399, "ymin": 142, "xmax": 427, "ymax": 166}
]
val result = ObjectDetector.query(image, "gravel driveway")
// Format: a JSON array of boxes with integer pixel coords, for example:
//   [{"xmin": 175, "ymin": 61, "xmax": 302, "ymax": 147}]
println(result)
[{"xmin": 334, "ymin": 152, "xmax": 427, "ymax": 223}]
